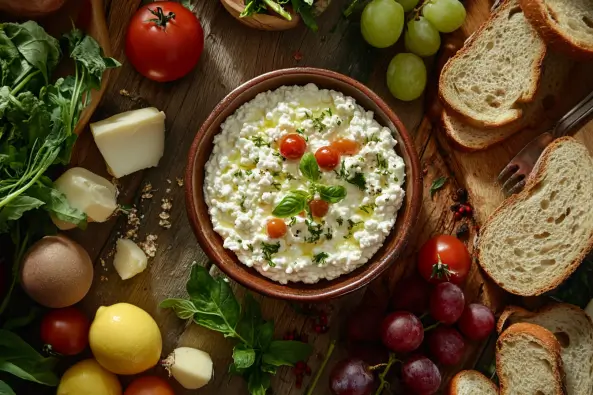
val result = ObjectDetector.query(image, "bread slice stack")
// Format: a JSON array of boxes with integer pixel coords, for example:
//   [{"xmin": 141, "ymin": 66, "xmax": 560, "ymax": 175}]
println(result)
[
  {"xmin": 477, "ymin": 137, "xmax": 593, "ymax": 296},
  {"xmin": 496, "ymin": 322, "xmax": 566, "ymax": 395},
  {"xmin": 448, "ymin": 370, "xmax": 498, "ymax": 395},
  {"xmin": 498, "ymin": 304, "xmax": 593, "ymax": 395}
]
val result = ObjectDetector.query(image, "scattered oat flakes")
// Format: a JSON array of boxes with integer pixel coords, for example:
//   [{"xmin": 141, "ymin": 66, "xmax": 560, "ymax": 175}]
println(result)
[
  {"xmin": 125, "ymin": 207, "xmax": 140, "ymax": 239},
  {"xmin": 176, "ymin": 177, "xmax": 184, "ymax": 187},
  {"xmin": 165, "ymin": 188, "xmax": 171, "ymax": 194},
  {"xmin": 159, "ymin": 212, "xmax": 170, "ymax": 220},
  {"xmin": 159, "ymin": 219, "xmax": 171, "ymax": 229},
  {"xmin": 100, "ymin": 275, "xmax": 108, "ymax": 282},
  {"xmin": 166, "ymin": 178, "xmax": 172, "ymax": 184},
  {"xmin": 161, "ymin": 198, "xmax": 172, "ymax": 211},
  {"xmin": 139, "ymin": 234, "xmax": 158, "ymax": 257},
  {"xmin": 141, "ymin": 183, "xmax": 154, "ymax": 199}
]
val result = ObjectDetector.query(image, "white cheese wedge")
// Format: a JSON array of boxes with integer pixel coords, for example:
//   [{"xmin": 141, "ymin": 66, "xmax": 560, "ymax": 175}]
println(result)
[
  {"xmin": 52, "ymin": 167, "xmax": 118, "ymax": 230},
  {"xmin": 113, "ymin": 239, "xmax": 148, "ymax": 280},
  {"xmin": 90, "ymin": 107, "xmax": 166, "ymax": 178},
  {"xmin": 168, "ymin": 347, "xmax": 213, "ymax": 390},
  {"xmin": 586, "ymin": 299, "xmax": 593, "ymax": 322}
]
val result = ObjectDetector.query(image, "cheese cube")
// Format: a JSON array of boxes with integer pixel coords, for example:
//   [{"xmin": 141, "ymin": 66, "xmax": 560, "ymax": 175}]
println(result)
[
  {"xmin": 113, "ymin": 239, "xmax": 148, "ymax": 280},
  {"xmin": 52, "ymin": 167, "xmax": 118, "ymax": 230},
  {"xmin": 90, "ymin": 107, "xmax": 166, "ymax": 178},
  {"xmin": 169, "ymin": 347, "xmax": 213, "ymax": 389}
]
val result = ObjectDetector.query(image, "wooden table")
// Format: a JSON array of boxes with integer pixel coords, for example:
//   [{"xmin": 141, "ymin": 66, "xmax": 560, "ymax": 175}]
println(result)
[{"xmin": 45, "ymin": 0, "xmax": 593, "ymax": 393}]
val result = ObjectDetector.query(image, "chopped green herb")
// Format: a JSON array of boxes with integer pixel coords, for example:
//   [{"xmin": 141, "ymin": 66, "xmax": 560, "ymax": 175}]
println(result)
[
  {"xmin": 246, "ymin": 170, "xmax": 253, "ymax": 176},
  {"xmin": 337, "ymin": 119, "xmax": 342, "ymax": 126},
  {"xmin": 248, "ymin": 244, "xmax": 254, "ymax": 252},
  {"xmin": 430, "ymin": 176, "xmax": 448, "ymax": 198},
  {"xmin": 313, "ymin": 252, "xmax": 329, "ymax": 265},
  {"xmin": 272, "ymin": 151, "xmax": 282, "ymax": 157},
  {"xmin": 344, "ymin": 219, "xmax": 363, "ymax": 239},
  {"xmin": 285, "ymin": 173, "xmax": 295, "ymax": 181},
  {"xmin": 376, "ymin": 153, "xmax": 388, "ymax": 170},
  {"xmin": 327, "ymin": 108, "xmax": 332, "ymax": 116},
  {"xmin": 359, "ymin": 203, "xmax": 377, "ymax": 214},
  {"xmin": 253, "ymin": 157, "xmax": 260, "ymax": 165},
  {"xmin": 359, "ymin": 157, "xmax": 365, "ymax": 162},
  {"xmin": 305, "ymin": 219, "xmax": 324, "ymax": 243},
  {"xmin": 271, "ymin": 181, "xmax": 282, "ymax": 191},
  {"xmin": 239, "ymin": 195, "xmax": 247, "ymax": 212},
  {"xmin": 347, "ymin": 172, "xmax": 367, "ymax": 190},
  {"xmin": 325, "ymin": 228, "xmax": 333, "ymax": 240},
  {"xmin": 337, "ymin": 217, "xmax": 344, "ymax": 226},
  {"xmin": 249, "ymin": 135, "xmax": 270, "ymax": 147},
  {"xmin": 288, "ymin": 216, "xmax": 297, "ymax": 226},
  {"xmin": 365, "ymin": 134, "xmax": 380, "ymax": 144},
  {"xmin": 233, "ymin": 170, "xmax": 243, "ymax": 178},
  {"xmin": 262, "ymin": 242, "xmax": 280, "ymax": 267}
]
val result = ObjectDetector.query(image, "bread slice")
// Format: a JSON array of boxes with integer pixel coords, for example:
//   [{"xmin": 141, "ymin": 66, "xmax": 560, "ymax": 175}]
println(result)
[
  {"xmin": 448, "ymin": 370, "xmax": 498, "ymax": 395},
  {"xmin": 496, "ymin": 322, "xmax": 566, "ymax": 395},
  {"xmin": 521, "ymin": 0, "xmax": 593, "ymax": 59},
  {"xmin": 497, "ymin": 304, "xmax": 593, "ymax": 395},
  {"xmin": 441, "ymin": 52, "xmax": 571, "ymax": 151},
  {"xmin": 439, "ymin": 0, "xmax": 547, "ymax": 129},
  {"xmin": 477, "ymin": 137, "xmax": 593, "ymax": 296}
]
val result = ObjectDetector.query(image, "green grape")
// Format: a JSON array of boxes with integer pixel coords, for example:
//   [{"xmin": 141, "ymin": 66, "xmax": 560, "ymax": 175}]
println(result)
[
  {"xmin": 361, "ymin": 0, "xmax": 405, "ymax": 49},
  {"xmin": 405, "ymin": 17, "xmax": 441, "ymax": 57},
  {"xmin": 386, "ymin": 53, "xmax": 427, "ymax": 101},
  {"xmin": 423, "ymin": 0, "xmax": 467, "ymax": 33},
  {"xmin": 396, "ymin": 0, "xmax": 420, "ymax": 12}
]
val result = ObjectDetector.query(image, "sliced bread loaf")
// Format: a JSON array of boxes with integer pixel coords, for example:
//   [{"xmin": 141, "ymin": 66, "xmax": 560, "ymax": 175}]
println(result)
[
  {"xmin": 498, "ymin": 304, "xmax": 593, "ymax": 395},
  {"xmin": 496, "ymin": 322, "xmax": 566, "ymax": 395},
  {"xmin": 441, "ymin": 52, "xmax": 571, "ymax": 151},
  {"xmin": 477, "ymin": 137, "xmax": 593, "ymax": 296},
  {"xmin": 448, "ymin": 370, "xmax": 498, "ymax": 395},
  {"xmin": 439, "ymin": 0, "xmax": 547, "ymax": 129},
  {"xmin": 521, "ymin": 0, "xmax": 593, "ymax": 59}
]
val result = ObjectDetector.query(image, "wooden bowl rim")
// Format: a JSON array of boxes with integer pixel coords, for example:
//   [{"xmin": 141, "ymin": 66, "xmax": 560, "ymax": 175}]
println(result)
[{"xmin": 185, "ymin": 67, "xmax": 423, "ymax": 301}]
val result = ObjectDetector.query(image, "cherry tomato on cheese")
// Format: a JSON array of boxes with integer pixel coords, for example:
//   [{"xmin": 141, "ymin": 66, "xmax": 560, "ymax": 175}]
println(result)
[
  {"xmin": 40, "ymin": 307, "xmax": 90, "ymax": 355},
  {"xmin": 315, "ymin": 146, "xmax": 340, "ymax": 170},
  {"xmin": 124, "ymin": 376, "xmax": 174, "ymax": 395},
  {"xmin": 267, "ymin": 219, "xmax": 288, "ymax": 238},
  {"xmin": 417, "ymin": 234, "xmax": 471, "ymax": 285},
  {"xmin": 309, "ymin": 199, "xmax": 329, "ymax": 218},
  {"xmin": 331, "ymin": 138, "xmax": 360, "ymax": 155},
  {"xmin": 126, "ymin": 2, "xmax": 204, "ymax": 82},
  {"xmin": 279, "ymin": 134, "xmax": 307, "ymax": 159}
]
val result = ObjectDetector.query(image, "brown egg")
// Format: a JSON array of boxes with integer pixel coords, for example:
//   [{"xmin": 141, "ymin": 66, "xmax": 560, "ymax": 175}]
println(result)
[{"xmin": 21, "ymin": 235, "xmax": 93, "ymax": 308}]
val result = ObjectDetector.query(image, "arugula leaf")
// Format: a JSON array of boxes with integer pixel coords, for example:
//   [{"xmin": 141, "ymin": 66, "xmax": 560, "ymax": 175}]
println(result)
[
  {"xmin": 262, "ymin": 340, "xmax": 313, "ymax": 367},
  {"xmin": 233, "ymin": 344, "xmax": 256, "ymax": 369},
  {"xmin": 0, "ymin": 381, "xmax": 15, "ymax": 395},
  {"xmin": 272, "ymin": 193, "xmax": 307, "ymax": 218},
  {"xmin": 319, "ymin": 185, "xmax": 346, "ymax": 203},
  {"xmin": 299, "ymin": 152, "xmax": 320, "ymax": 182},
  {"xmin": 185, "ymin": 265, "xmax": 241, "ymax": 337}
]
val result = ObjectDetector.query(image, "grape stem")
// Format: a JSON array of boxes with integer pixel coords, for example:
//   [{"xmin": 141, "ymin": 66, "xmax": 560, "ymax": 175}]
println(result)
[
  {"xmin": 408, "ymin": 0, "xmax": 430, "ymax": 21},
  {"xmin": 374, "ymin": 352, "xmax": 400, "ymax": 395},
  {"xmin": 305, "ymin": 340, "xmax": 336, "ymax": 395},
  {"xmin": 423, "ymin": 322, "xmax": 440, "ymax": 332}
]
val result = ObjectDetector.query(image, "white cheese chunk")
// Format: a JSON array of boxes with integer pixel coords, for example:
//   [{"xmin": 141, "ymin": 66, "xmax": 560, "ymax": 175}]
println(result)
[
  {"xmin": 168, "ymin": 347, "xmax": 213, "ymax": 390},
  {"xmin": 113, "ymin": 238, "xmax": 148, "ymax": 280},
  {"xmin": 90, "ymin": 107, "xmax": 166, "ymax": 178},
  {"xmin": 586, "ymin": 299, "xmax": 593, "ymax": 321},
  {"xmin": 52, "ymin": 167, "xmax": 118, "ymax": 230}
]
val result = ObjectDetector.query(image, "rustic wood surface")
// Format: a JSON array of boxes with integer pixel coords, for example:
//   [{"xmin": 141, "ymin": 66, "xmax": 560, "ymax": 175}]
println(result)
[{"xmin": 20, "ymin": 0, "xmax": 593, "ymax": 393}]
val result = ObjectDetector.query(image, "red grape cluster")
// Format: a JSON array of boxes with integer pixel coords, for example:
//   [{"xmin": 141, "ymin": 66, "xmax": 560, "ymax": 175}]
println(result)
[{"xmin": 328, "ymin": 236, "xmax": 495, "ymax": 395}]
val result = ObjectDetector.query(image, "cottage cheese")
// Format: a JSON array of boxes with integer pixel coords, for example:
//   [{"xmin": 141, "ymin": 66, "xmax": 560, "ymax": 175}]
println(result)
[{"xmin": 204, "ymin": 84, "xmax": 405, "ymax": 284}]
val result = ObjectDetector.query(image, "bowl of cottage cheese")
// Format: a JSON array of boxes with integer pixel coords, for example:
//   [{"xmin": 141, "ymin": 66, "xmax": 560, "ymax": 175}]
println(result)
[{"xmin": 186, "ymin": 68, "xmax": 422, "ymax": 301}]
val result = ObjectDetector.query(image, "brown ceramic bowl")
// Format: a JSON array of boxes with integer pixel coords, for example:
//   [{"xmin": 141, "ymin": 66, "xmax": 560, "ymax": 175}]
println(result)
[{"xmin": 185, "ymin": 68, "xmax": 422, "ymax": 302}]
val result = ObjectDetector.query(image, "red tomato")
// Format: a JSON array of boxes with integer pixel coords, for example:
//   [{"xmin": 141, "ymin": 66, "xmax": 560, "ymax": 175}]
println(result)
[
  {"xmin": 331, "ymin": 138, "xmax": 360, "ymax": 155},
  {"xmin": 40, "ymin": 307, "xmax": 90, "ymax": 355},
  {"xmin": 417, "ymin": 235, "xmax": 471, "ymax": 285},
  {"xmin": 315, "ymin": 146, "xmax": 340, "ymax": 170},
  {"xmin": 266, "ymin": 219, "xmax": 287, "ymax": 238},
  {"xmin": 309, "ymin": 199, "xmax": 329, "ymax": 217},
  {"xmin": 279, "ymin": 134, "xmax": 307, "ymax": 159},
  {"xmin": 126, "ymin": 2, "xmax": 204, "ymax": 82},
  {"xmin": 125, "ymin": 376, "xmax": 174, "ymax": 395}
]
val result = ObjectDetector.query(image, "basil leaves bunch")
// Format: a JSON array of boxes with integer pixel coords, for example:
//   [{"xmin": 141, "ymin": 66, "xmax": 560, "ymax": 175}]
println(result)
[
  {"xmin": 272, "ymin": 153, "xmax": 347, "ymax": 218},
  {"xmin": 161, "ymin": 265, "xmax": 313, "ymax": 395}
]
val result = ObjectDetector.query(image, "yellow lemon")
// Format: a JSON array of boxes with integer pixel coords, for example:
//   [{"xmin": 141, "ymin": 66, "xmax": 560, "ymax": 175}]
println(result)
[
  {"xmin": 57, "ymin": 359, "xmax": 121, "ymax": 395},
  {"xmin": 89, "ymin": 303, "xmax": 162, "ymax": 375}
]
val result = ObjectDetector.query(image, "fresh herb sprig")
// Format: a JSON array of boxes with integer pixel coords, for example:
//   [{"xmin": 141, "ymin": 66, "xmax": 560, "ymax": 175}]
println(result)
[
  {"xmin": 430, "ymin": 176, "xmax": 448, "ymax": 198},
  {"xmin": 272, "ymin": 153, "xmax": 347, "ymax": 218},
  {"xmin": 161, "ymin": 265, "xmax": 313, "ymax": 395},
  {"xmin": 335, "ymin": 160, "xmax": 366, "ymax": 190},
  {"xmin": 241, "ymin": 0, "xmax": 319, "ymax": 31}
]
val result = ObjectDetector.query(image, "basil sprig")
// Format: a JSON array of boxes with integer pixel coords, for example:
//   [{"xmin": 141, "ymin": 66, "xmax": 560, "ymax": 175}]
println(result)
[{"xmin": 272, "ymin": 154, "xmax": 347, "ymax": 218}]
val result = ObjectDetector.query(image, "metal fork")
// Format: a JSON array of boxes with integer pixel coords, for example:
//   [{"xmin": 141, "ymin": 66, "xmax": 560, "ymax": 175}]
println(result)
[{"xmin": 498, "ymin": 90, "xmax": 593, "ymax": 196}]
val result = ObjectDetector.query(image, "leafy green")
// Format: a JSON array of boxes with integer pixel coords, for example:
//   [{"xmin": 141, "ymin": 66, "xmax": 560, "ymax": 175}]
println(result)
[
  {"xmin": 272, "ymin": 192, "xmax": 308, "ymax": 218},
  {"xmin": 430, "ymin": 176, "xmax": 447, "ymax": 198},
  {"xmin": 299, "ymin": 152, "xmax": 320, "ymax": 182},
  {"xmin": 240, "ymin": 0, "xmax": 318, "ymax": 31},
  {"xmin": 550, "ymin": 256, "xmax": 593, "ymax": 308},
  {"xmin": 0, "ymin": 381, "xmax": 15, "ymax": 395},
  {"xmin": 160, "ymin": 265, "xmax": 313, "ymax": 395},
  {"xmin": 318, "ymin": 185, "xmax": 346, "ymax": 203}
]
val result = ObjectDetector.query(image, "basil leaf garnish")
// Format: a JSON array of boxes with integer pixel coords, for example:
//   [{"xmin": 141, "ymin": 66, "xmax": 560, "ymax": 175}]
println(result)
[
  {"xmin": 299, "ymin": 152, "xmax": 320, "ymax": 182},
  {"xmin": 319, "ymin": 185, "xmax": 347, "ymax": 203},
  {"xmin": 272, "ymin": 193, "xmax": 307, "ymax": 218}
]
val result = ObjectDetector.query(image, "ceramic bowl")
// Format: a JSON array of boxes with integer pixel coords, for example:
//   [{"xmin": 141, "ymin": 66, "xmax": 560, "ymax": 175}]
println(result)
[{"xmin": 185, "ymin": 68, "xmax": 422, "ymax": 301}]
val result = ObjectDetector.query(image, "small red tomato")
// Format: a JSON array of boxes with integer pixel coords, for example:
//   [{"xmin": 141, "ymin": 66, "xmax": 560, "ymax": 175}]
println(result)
[
  {"xmin": 40, "ymin": 307, "xmax": 90, "ymax": 355},
  {"xmin": 124, "ymin": 376, "xmax": 174, "ymax": 395},
  {"xmin": 279, "ymin": 134, "xmax": 307, "ymax": 159},
  {"xmin": 417, "ymin": 234, "xmax": 471, "ymax": 285},
  {"xmin": 315, "ymin": 146, "xmax": 340, "ymax": 170},
  {"xmin": 331, "ymin": 138, "xmax": 360, "ymax": 155},
  {"xmin": 126, "ymin": 2, "xmax": 204, "ymax": 82},
  {"xmin": 266, "ymin": 219, "xmax": 287, "ymax": 238},
  {"xmin": 309, "ymin": 199, "xmax": 329, "ymax": 217}
]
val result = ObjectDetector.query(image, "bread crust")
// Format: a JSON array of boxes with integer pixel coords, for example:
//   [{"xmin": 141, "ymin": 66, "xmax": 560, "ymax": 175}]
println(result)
[
  {"xmin": 439, "ymin": 0, "xmax": 547, "ymax": 129},
  {"xmin": 477, "ymin": 137, "xmax": 593, "ymax": 296},
  {"xmin": 520, "ymin": 0, "xmax": 593, "ymax": 60},
  {"xmin": 448, "ymin": 370, "xmax": 498, "ymax": 394},
  {"xmin": 496, "ymin": 322, "xmax": 566, "ymax": 395},
  {"xmin": 497, "ymin": 303, "xmax": 593, "ymax": 334}
]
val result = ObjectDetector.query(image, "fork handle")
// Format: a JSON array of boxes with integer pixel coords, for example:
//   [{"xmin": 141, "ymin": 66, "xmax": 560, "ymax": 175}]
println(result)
[{"xmin": 553, "ymin": 90, "xmax": 593, "ymax": 138}]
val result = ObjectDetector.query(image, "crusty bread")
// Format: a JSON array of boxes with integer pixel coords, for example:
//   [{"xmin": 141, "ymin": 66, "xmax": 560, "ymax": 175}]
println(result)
[
  {"xmin": 497, "ymin": 322, "xmax": 566, "ymax": 395},
  {"xmin": 439, "ymin": 0, "xmax": 547, "ymax": 129},
  {"xmin": 477, "ymin": 137, "xmax": 593, "ymax": 296},
  {"xmin": 521, "ymin": 0, "xmax": 593, "ymax": 59},
  {"xmin": 442, "ymin": 52, "xmax": 571, "ymax": 151},
  {"xmin": 448, "ymin": 370, "xmax": 498, "ymax": 395},
  {"xmin": 497, "ymin": 304, "xmax": 593, "ymax": 395}
]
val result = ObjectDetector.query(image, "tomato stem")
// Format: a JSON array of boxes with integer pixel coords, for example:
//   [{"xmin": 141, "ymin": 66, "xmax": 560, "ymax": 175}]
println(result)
[
  {"xmin": 429, "ymin": 254, "xmax": 452, "ymax": 281},
  {"xmin": 148, "ymin": 7, "xmax": 176, "ymax": 29}
]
